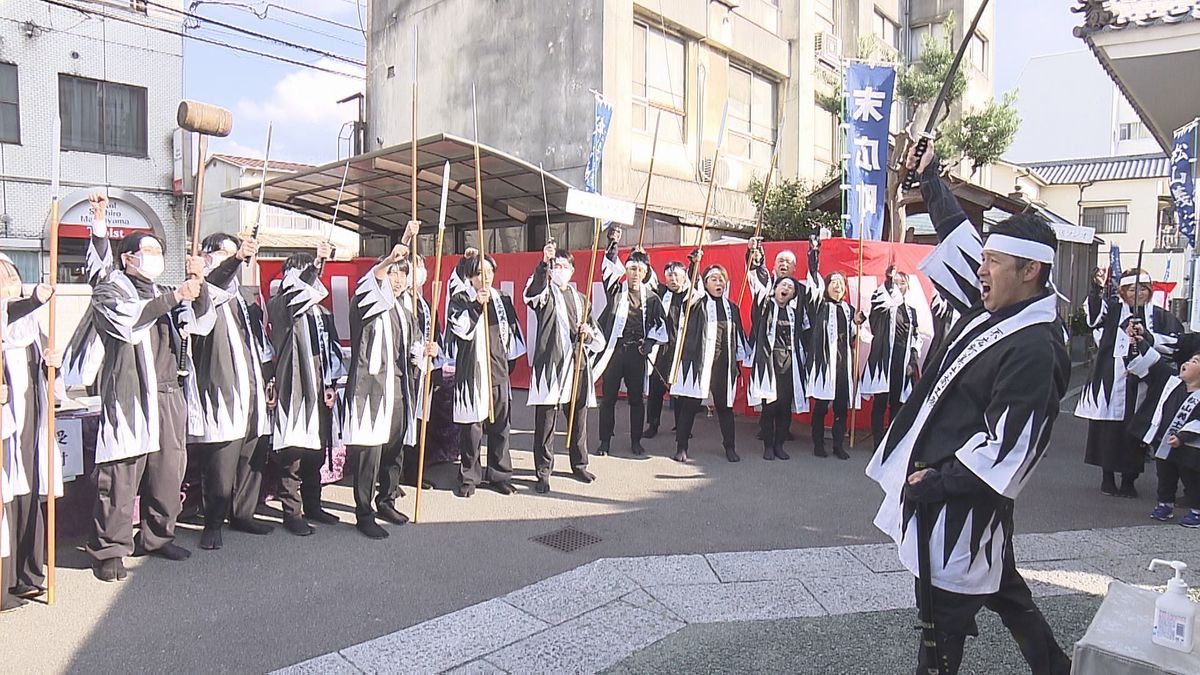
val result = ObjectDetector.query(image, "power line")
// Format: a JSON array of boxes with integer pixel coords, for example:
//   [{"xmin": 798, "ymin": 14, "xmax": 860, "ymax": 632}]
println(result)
[
  {"xmin": 39, "ymin": 0, "xmax": 364, "ymax": 78},
  {"xmin": 187, "ymin": 1, "xmax": 364, "ymax": 33},
  {"xmin": 196, "ymin": 3, "xmax": 366, "ymax": 49}
]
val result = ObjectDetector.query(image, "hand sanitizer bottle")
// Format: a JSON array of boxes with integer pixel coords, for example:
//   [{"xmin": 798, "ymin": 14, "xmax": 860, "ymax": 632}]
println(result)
[{"xmin": 1148, "ymin": 559, "xmax": 1196, "ymax": 653}]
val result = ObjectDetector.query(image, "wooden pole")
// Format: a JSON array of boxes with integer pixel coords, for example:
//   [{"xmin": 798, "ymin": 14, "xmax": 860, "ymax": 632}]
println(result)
[
  {"xmin": 409, "ymin": 26, "xmax": 420, "ymax": 324},
  {"xmin": 849, "ymin": 229, "xmax": 864, "ymax": 449},
  {"xmin": 636, "ymin": 112, "xmax": 662, "ymax": 249},
  {"xmin": 470, "ymin": 85, "xmax": 494, "ymax": 424},
  {"xmin": 735, "ymin": 154, "xmax": 779, "ymax": 310},
  {"xmin": 670, "ymin": 102, "xmax": 730, "ymax": 386},
  {"xmin": 46, "ymin": 172, "xmax": 60, "ymax": 607},
  {"xmin": 565, "ymin": 218, "xmax": 603, "ymax": 443},
  {"xmin": 0, "ymin": 299, "xmax": 6, "ymax": 607},
  {"xmin": 414, "ymin": 161, "xmax": 451, "ymax": 524}
]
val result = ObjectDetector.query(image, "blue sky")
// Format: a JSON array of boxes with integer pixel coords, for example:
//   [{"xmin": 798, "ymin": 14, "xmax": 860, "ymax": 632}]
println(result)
[
  {"xmin": 182, "ymin": 0, "xmax": 1086, "ymax": 166},
  {"xmin": 182, "ymin": 0, "xmax": 366, "ymax": 166}
]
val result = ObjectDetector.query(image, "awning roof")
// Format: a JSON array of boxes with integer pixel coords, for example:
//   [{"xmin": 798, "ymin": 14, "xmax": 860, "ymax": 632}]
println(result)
[{"xmin": 222, "ymin": 134, "xmax": 574, "ymax": 236}]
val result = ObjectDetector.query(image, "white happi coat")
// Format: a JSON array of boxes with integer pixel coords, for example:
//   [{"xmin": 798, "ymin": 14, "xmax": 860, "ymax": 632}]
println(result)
[
  {"xmin": 669, "ymin": 286, "xmax": 750, "ymax": 405},
  {"xmin": 448, "ymin": 283, "xmax": 526, "ymax": 424},
  {"xmin": 523, "ymin": 262, "xmax": 605, "ymax": 407},
  {"xmin": 744, "ymin": 265, "xmax": 809, "ymax": 413}
]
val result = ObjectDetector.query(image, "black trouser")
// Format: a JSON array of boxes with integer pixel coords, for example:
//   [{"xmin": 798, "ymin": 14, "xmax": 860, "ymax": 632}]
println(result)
[
  {"xmin": 378, "ymin": 438, "xmax": 407, "ymax": 508},
  {"xmin": 760, "ymin": 363, "xmax": 795, "ymax": 451},
  {"xmin": 459, "ymin": 384, "xmax": 513, "ymax": 487},
  {"xmin": 89, "ymin": 387, "xmax": 188, "ymax": 561},
  {"xmin": 192, "ymin": 429, "xmax": 265, "ymax": 530},
  {"xmin": 599, "ymin": 345, "xmax": 648, "ymax": 444},
  {"xmin": 645, "ymin": 348, "xmax": 675, "ymax": 431},
  {"xmin": 533, "ymin": 383, "xmax": 589, "ymax": 480},
  {"xmin": 6, "ymin": 417, "xmax": 46, "ymax": 589},
  {"xmin": 871, "ymin": 390, "xmax": 903, "ymax": 449},
  {"xmin": 277, "ymin": 448, "xmax": 326, "ymax": 519},
  {"xmin": 353, "ymin": 387, "xmax": 407, "ymax": 519},
  {"xmin": 811, "ymin": 397, "xmax": 848, "ymax": 454},
  {"xmin": 676, "ymin": 398, "xmax": 735, "ymax": 452},
  {"xmin": 1157, "ymin": 459, "xmax": 1200, "ymax": 508},
  {"xmin": 915, "ymin": 543, "xmax": 1070, "ymax": 675}
]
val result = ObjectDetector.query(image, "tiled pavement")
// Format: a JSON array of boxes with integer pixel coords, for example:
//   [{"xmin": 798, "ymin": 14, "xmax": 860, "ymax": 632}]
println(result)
[{"xmin": 275, "ymin": 524, "xmax": 1200, "ymax": 674}]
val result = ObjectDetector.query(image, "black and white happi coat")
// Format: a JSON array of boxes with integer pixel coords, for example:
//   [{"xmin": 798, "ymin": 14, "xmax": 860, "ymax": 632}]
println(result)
[
  {"xmin": 925, "ymin": 292, "xmax": 959, "ymax": 370},
  {"xmin": 803, "ymin": 251, "xmax": 861, "ymax": 407},
  {"xmin": 399, "ymin": 289, "xmax": 448, "ymax": 446},
  {"xmin": 865, "ymin": 171, "xmax": 1070, "ymax": 596},
  {"xmin": 447, "ymin": 279, "xmax": 526, "ymax": 424},
  {"xmin": 266, "ymin": 266, "xmax": 347, "ymax": 451},
  {"xmin": 1075, "ymin": 286, "xmax": 1182, "ymax": 422},
  {"xmin": 523, "ymin": 261, "xmax": 605, "ymax": 407},
  {"xmin": 61, "ymin": 234, "xmax": 207, "ymax": 463},
  {"xmin": 669, "ymin": 284, "xmax": 750, "ymax": 405},
  {"xmin": 859, "ymin": 284, "xmax": 922, "ymax": 403},
  {"xmin": 645, "ymin": 272, "xmax": 690, "ymax": 372},
  {"xmin": 341, "ymin": 272, "xmax": 420, "ymax": 447},
  {"xmin": 1137, "ymin": 375, "xmax": 1200, "ymax": 471},
  {"xmin": 744, "ymin": 264, "xmax": 809, "ymax": 413},
  {"xmin": 593, "ymin": 245, "xmax": 668, "ymax": 379},
  {"xmin": 186, "ymin": 256, "xmax": 273, "ymax": 444}
]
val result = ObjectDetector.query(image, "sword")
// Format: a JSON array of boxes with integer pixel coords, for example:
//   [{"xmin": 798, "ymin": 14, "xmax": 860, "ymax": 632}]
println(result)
[
  {"xmin": 249, "ymin": 122, "xmax": 274, "ymax": 243},
  {"xmin": 315, "ymin": 159, "xmax": 352, "ymax": 275},
  {"xmin": 1125, "ymin": 240, "xmax": 1146, "ymax": 422},
  {"xmin": 901, "ymin": 0, "xmax": 993, "ymax": 191}
]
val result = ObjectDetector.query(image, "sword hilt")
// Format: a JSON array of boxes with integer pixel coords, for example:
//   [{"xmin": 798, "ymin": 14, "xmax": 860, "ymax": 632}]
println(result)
[
  {"xmin": 177, "ymin": 334, "xmax": 191, "ymax": 379},
  {"xmin": 902, "ymin": 134, "xmax": 934, "ymax": 192}
]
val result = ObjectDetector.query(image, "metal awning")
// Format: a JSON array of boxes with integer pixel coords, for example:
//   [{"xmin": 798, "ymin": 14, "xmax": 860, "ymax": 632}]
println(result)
[{"xmin": 222, "ymin": 134, "xmax": 574, "ymax": 236}]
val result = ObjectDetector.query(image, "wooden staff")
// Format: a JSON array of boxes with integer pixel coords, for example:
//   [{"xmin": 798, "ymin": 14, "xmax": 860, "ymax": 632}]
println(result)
[
  {"xmin": 669, "ymin": 101, "xmax": 730, "ymax": 386},
  {"xmin": 565, "ymin": 218, "xmax": 603, "ymax": 444},
  {"xmin": 409, "ymin": 25, "xmax": 421, "ymax": 326},
  {"xmin": 414, "ymin": 161, "xmax": 451, "ymax": 524},
  {"xmin": 735, "ymin": 123, "xmax": 783, "ymax": 309},
  {"xmin": 45, "ymin": 116, "xmax": 62, "ymax": 604},
  {"xmin": 636, "ymin": 111, "xmax": 661, "ymax": 249},
  {"xmin": 1, "ymin": 298, "xmax": 7, "ymax": 606},
  {"xmin": 470, "ymin": 85, "xmax": 494, "ymax": 423},
  {"xmin": 849, "ymin": 226, "xmax": 865, "ymax": 448}
]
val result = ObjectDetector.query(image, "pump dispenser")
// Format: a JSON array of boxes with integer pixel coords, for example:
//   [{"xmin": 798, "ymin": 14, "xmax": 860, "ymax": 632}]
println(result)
[{"xmin": 1148, "ymin": 559, "xmax": 1196, "ymax": 653}]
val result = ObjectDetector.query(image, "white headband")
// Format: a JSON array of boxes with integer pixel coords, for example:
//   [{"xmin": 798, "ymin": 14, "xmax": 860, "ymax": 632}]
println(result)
[
  {"xmin": 1119, "ymin": 273, "xmax": 1153, "ymax": 287},
  {"xmin": 704, "ymin": 267, "xmax": 726, "ymax": 281},
  {"xmin": 982, "ymin": 234, "xmax": 1055, "ymax": 264}
]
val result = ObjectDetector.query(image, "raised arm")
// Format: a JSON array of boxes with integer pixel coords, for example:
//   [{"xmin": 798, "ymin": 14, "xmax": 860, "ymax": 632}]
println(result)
[{"xmin": 912, "ymin": 154, "xmax": 981, "ymax": 315}]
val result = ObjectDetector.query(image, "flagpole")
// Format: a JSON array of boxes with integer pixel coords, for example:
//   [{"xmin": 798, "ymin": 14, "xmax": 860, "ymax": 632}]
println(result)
[{"xmin": 846, "ymin": 71, "xmax": 864, "ymax": 450}]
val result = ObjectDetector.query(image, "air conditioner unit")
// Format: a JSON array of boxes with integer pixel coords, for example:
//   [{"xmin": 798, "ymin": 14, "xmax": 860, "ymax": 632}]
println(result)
[{"xmin": 815, "ymin": 31, "xmax": 842, "ymax": 67}]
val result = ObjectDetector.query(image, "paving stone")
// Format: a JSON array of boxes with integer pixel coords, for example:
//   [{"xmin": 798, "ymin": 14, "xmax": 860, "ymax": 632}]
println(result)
[
  {"xmin": 608, "ymin": 554, "xmax": 719, "ymax": 587},
  {"xmin": 338, "ymin": 598, "xmax": 548, "ymax": 674},
  {"xmin": 844, "ymin": 543, "xmax": 905, "ymax": 573},
  {"xmin": 705, "ymin": 547, "xmax": 870, "ymax": 583},
  {"xmin": 1018, "ymin": 560, "xmax": 1113, "ymax": 598},
  {"xmin": 1014, "ymin": 530, "xmax": 1138, "ymax": 563},
  {"xmin": 444, "ymin": 659, "xmax": 508, "ymax": 674},
  {"xmin": 1094, "ymin": 525, "xmax": 1200, "ymax": 557},
  {"xmin": 272, "ymin": 652, "xmax": 363, "ymax": 675},
  {"xmin": 804, "ymin": 571, "xmax": 915, "ymax": 615},
  {"xmin": 619, "ymin": 589, "xmax": 686, "ymax": 623},
  {"xmin": 1084, "ymin": 553, "xmax": 1189, "ymax": 589},
  {"xmin": 646, "ymin": 580, "xmax": 827, "ymax": 624},
  {"xmin": 485, "ymin": 601, "xmax": 685, "ymax": 675},
  {"xmin": 503, "ymin": 560, "xmax": 641, "ymax": 626}
]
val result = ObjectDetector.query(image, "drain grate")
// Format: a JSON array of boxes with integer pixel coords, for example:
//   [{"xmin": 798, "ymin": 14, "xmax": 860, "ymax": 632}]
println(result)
[{"xmin": 530, "ymin": 526, "xmax": 602, "ymax": 553}]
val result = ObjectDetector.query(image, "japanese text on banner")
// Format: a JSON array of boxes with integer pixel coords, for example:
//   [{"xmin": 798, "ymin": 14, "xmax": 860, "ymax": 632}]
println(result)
[
  {"xmin": 1171, "ymin": 120, "xmax": 1198, "ymax": 248},
  {"xmin": 845, "ymin": 64, "xmax": 896, "ymax": 241},
  {"xmin": 583, "ymin": 94, "xmax": 614, "ymax": 194}
]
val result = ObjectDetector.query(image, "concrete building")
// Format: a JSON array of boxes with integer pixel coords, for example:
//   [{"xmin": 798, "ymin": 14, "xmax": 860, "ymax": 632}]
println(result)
[
  {"xmin": 364, "ymin": 0, "xmax": 994, "ymax": 252},
  {"xmin": 201, "ymin": 154, "xmax": 358, "ymax": 271},
  {"xmin": 0, "ymin": 0, "xmax": 187, "ymax": 283}
]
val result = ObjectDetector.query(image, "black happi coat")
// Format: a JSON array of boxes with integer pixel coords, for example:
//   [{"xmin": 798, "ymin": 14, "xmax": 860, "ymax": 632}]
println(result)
[
  {"xmin": 1136, "ymin": 373, "xmax": 1200, "ymax": 471},
  {"xmin": 859, "ymin": 283, "xmax": 922, "ymax": 403},
  {"xmin": 447, "ymin": 263, "xmax": 526, "ymax": 424},
  {"xmin": 866, "ymin": 162, "xmax": 1070, "ymax": 595},
  {"xmin": 523, "ymin": 260, "xmax": 605, "ymax": 407},
  {"xmin": 744, "ymin": 266, "xmax": 809, "ymax": 413},
  {"xmin": 593, "ymin": 243, "xmax": 668, "ymax": 380},
  {"xmin": 803, "ymin": 247, "xmax": 859, "ymax": 405},
  {"xmin": 669, "ymin": 279, "xmax": 749, "ymax": 406}
]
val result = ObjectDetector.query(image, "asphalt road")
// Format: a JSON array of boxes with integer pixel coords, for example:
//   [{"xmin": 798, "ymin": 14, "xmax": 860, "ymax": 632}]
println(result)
[{"xmin": 0, "ymin": 373, "xmax": 1157, "ymax": 672}]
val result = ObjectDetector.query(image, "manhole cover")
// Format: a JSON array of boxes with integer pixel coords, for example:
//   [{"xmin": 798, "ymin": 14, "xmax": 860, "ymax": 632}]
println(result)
[{"xmin": 530, "ymin": 526, "xmax": 602, "ymax": 553}]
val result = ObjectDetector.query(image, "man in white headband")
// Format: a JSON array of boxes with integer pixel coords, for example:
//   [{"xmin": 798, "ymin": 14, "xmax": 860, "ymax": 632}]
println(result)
[{"xmin": 865, "ymin": 147, "xmax": 1073, "ymax": 674}]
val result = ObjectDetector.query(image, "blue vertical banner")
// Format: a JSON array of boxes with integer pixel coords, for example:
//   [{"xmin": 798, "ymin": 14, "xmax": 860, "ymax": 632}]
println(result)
[
  {"xmin": 1108, "ymin": 245, "xmax": 1122, "ymax": 301},
  {"xmin": 1170, "ymin": 119, "xmax": 1198, "ymax": 248},
  {"xmin": 583, "ymin": 93, "xmax": 614, "ymax": 194},
  {"xmin": 844, "ymin": 64, "xmax": 896, "ymax": 240}
]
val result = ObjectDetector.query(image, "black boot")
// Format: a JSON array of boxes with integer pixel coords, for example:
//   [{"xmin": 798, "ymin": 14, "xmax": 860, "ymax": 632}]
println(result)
[
  {"xmin": 725, "ymin": 446, "xmax": 741, "ymax": 463},
  {"xmin": 774, "ymin": 445, "xmax": 790, "ymax": 461},
  {"xmin": 199, "ymin": 527, "xmax": 223, "ymax": 550},
  {"xmin": 763, "ymin": 443, "xmax": 775, "ymax": 460},
  {"xmin": 1118, "ymin": 473, "xmax": 1139, "ymax": 499},
  {"xmin": 1101, "ymin": 471, "xmax": 1118, "ymax": 496},
  {"xmin": 643, "ymin": 424, "xmax": 658, "ymax": 439}
]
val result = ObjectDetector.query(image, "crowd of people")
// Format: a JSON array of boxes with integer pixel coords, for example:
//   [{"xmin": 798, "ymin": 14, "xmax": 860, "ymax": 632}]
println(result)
[{"xmin": 2, "ymin": 142, "xmax": 1199, "ymax": 674}]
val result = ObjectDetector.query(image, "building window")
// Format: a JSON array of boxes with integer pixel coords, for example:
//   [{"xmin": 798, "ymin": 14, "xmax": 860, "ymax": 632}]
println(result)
[
  {"xmin": 1082, "ymin": 205, "xmax": 1129, "ymax": 234},
  {"xmin": 0, "ymin": 249, "xmax": 40, "ymax": 282},
  {"xmin": 815, "ymin": 0, "xmax": 836, "ymax": 29},
  {"xmin": 0, "ymin": 63, "xmax": 18, "ymax": 144},
  {"xmin": 728, "ymin": 65, "xmax": 776, "ymax": 165},
  {"xmin": 873, "ymin": 11, "xmax": 900, "ymax": 56},
  {"xmin": 633, "ymin": 22, "xmax": 686, "ymax": 143},
  {"xmin": 968, "ymin": 34, "xmax": 989, "ymax": 72},
  {"xmin": 1157, "ymin": 203, "xmax": 1184, "ymax": 251},
  {"xmin": 59, "ymin": 74, "xmax": 148, "ymax": 157},
  {"xmin": 909, "ymin": 23, "xmax": 942, "ymax": 61},
  {"xmin": 1118, "ymin": 121, "xmax": 1150, "ymax": 141}
]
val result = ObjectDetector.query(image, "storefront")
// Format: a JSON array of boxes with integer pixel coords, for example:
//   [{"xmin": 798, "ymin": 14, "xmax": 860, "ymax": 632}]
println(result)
[{"xmin": 54, "ymin": 187, "xmax": 165, "ymax": 283}]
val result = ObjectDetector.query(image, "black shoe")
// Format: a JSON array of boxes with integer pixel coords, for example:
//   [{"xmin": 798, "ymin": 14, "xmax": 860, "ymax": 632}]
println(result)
[
  {"xmin": 763, "ymin": 446, "xmax": 776, "ymax": 461},
  {"xmin": 199, "ymin": 528, "xmax": 223, "ymax": 550},
  {"xmin": 229, "ymin": 518, "xmax": 275, "ymax": 535},
  {"xmin": 376, "ymin": 502, "xmax": 410, "ymax": 525},
  {"xmin": 148, "ymin": 542, "xmax": 192, "ymax": 561},
  {"xmin": 631, "ymin": 441, "xmax": 646, "ymax": 456},
  {"xmin": 456, "ymin": 484, "xmax": 476, "ymax": 498},
  {"xmin": 594, "ymin": 440, "xmax": 610, "ymax": 457},
  {"xmin": 833, "ymin": 448, "xmax": 850, "ymax": 460},
  {"xmin": 421, "ymin": 480, "xmax": 434, "ymax": 490},
  {"xmin": 396, "ymin": 486, "xmax": 407, "ymax": 498},
  {"xmin": 356, "ymin": 519, "xmax": 390, "ymax": 540},
  {"xmin": 725, "ymin": 447, "xmax": 741, "ymax": 463},
  {"xmin": 92, "ymin": 559, "xmax": 119, "ymax": 583},
  {"xmin": 11, "ymin": 583, "xmax": 44, "ymax": 600},
  {"xmin": 303, "ymin": 508, "xmax": 340, "ymax": 525},
  {"xmin": 673, "ymin": 449, "xmax": 688, "ymax": 463},
  {"xmin": 491, "ymin": 481, "xmax": 517, "ymax": 495},
  {"xmin": 1118, "ymin": 482, "xmax": 1139, "ymax": 499},
  {"xmin": 814, "ymin": 446, "xmax": 828, "ymax": 458},
  {"xmin": 572, "ymin": 468, "xmax": 596, "ymax": 484},
  {"xmin": 284, "ymin": 517, "xmax": 314, "ymax": 536},
  {"xmin": 775, "ymin": 446, "xmax": 790, "ymax": 461},
  {"xmin": 643, "ymin": 425, "xmax": 658, "ymax": 439},
  {"xmin": 1101, "ymin": 480, "xmax": 1119, "ymax": 496},
  {"xmin": 535, "ymin": 478, "xmax": 551, "ymax": 494},
  {"xmin": 114, "ymin": 558, "xmax": 128, "ymax": 580}
]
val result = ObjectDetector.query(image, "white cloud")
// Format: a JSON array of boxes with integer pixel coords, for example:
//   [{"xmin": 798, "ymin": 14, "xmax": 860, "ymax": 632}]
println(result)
[{"xmin": 208, "ymin": 138, "xmax": 264, "ymax": 160}]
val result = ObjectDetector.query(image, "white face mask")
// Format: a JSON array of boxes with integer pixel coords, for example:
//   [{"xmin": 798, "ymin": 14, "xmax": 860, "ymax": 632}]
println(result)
[
  {"xmin": 136, "ymin": 253, "xmax": 165, "ymax": 280},
  {"xmin": 551, "ymin": 268, "xmax": 573, "ymax": 287},
  {"xmin": 415, "ymin": 267, "xmax": 428, "ymax": 287}
]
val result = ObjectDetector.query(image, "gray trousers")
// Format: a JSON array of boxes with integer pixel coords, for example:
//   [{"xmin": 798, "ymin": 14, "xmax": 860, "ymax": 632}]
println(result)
[{"xmin": 88, "ymin": 387, "xmax": 187, "ymax": 561}]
